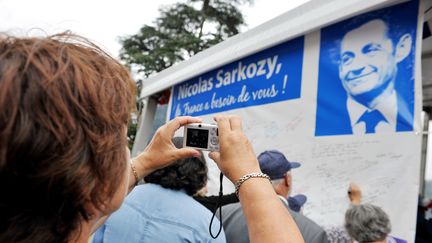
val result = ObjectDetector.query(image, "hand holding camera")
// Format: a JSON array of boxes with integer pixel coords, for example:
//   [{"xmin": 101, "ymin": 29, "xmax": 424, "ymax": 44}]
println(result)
[
  {"xmin": 207, "ymin": 115, "xmax": 261, "ymax": 183},
  {"xmin": 182, "ymin": 115, "xmax": 260, "ymax": 183},
  {"xmin": 134, "ymin": 116, "xmax": 203, "ymax": 177}
]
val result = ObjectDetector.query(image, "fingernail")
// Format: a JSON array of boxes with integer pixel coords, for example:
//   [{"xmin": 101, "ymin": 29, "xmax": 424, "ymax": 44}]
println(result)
[{"xmin": 193, "ymin": 152, "xmax": 201, "ymax": 157}]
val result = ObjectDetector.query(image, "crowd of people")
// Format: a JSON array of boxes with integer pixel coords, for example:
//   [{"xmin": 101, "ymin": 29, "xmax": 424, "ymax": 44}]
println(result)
[
  {"xmin": 0, "ymin": 32, "xmax": 303, "ymax": 243},
  {"xmin": 0, "ymin": 32, "xmax": 430, "ymax": 243}
]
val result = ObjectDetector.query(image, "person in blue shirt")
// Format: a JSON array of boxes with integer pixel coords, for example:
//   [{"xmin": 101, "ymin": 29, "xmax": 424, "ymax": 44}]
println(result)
[{"xmin": 93, "ymin": 137, "xmax": 226, "ymax": 243}]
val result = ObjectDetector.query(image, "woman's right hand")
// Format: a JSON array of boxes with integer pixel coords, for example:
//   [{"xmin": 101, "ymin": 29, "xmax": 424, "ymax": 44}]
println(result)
[
  {"xmin": 209, "ymin": 115, "xmax": 305, "ymax": 243},
  {"xmin": 208, "ymin": 115, "xmax": 261, "ymax": 183}
]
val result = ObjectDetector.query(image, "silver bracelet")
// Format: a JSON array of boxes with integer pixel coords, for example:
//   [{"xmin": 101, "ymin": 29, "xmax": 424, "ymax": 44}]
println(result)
[{"xmin": 234, "ymin": 172, "xmax": 271, "ymax": 197}]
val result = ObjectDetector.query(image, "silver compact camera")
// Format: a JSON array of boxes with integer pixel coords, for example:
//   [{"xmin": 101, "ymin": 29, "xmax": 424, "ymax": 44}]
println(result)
[{"xmin": 183, "ymin": 123, "xmax": 219, "ymax": 151}]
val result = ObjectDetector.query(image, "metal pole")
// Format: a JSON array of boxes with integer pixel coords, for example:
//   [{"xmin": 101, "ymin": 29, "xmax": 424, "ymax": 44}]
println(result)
[
  {"xmin": 420, "ymin": 109, "xmax": 430, "ymax": 198},
  {"xmin": 131, "ymin": 97, "xmax": 158, "ymax": 157}
]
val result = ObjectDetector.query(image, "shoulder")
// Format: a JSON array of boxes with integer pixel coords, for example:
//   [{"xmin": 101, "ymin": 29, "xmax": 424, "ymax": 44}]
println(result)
[
  {"xmin": 131, "ymin": 184, "xmax": 215, "ymax": 221},
  {"xmin": 325, "ymin": 226, "xmax": 351, "ymax": 243},
  {"xmin": 96, "ymin": 184, "xmax": 224, "ymax": 243},
  {"xmin": 219, "ymin": 202, "xmax": 243, "ymax": 221},
  {"xmin": 289, "ymin": 209, "xmax": 323, "ymax": 231},
  {"xmin": 221, "ymin": 201, "xmax": 242, "ymax": 212},
  {"xmin": 288, "ymin": 209, "xmax": 330, "ymax": 243}
]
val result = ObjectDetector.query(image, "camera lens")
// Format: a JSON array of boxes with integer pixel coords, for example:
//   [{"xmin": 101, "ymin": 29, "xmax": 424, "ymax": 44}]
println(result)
[{"xmin": 198, "ymin": 124, "xmax": 202, "ymax": 128}]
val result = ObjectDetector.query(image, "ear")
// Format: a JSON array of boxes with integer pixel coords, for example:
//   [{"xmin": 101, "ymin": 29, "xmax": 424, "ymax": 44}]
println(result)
[
  {"xmin": 395, "ymin": 34, "xmax": 412, "ymax": 63},
  {"xmin": 83, "ymin": 200, "xmax": 105, "ymax": 221},
  {"xmin": 284, "ymin": 173, "xmax": 291, "ymax": 187}
]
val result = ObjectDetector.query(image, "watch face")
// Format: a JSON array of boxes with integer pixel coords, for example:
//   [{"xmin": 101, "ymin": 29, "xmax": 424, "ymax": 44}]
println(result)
[{"xmin": 186, "ymin": 128, "xmax": 209, "ymax": 149}]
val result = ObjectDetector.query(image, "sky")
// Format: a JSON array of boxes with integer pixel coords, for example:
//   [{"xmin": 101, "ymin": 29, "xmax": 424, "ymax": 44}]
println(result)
[{"xmin": 0, "ymin": 0, "xmax": 310, "ymax": 59}]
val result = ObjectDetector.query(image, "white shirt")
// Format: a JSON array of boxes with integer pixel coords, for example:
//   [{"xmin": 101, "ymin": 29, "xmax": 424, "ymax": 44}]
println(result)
[
  {"xmin": 347, "ymin": 90, "xmax": 398, "ymax": 134},
  {"xmin": 278, "ymin": 195, "xmax": 288, "ymax": 206}
]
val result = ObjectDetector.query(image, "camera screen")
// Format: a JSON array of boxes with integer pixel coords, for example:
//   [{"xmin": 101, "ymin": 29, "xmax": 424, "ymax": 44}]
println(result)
[{"xmin": 186, "ymin": 128, "xmax": 209, "ymax": 149}]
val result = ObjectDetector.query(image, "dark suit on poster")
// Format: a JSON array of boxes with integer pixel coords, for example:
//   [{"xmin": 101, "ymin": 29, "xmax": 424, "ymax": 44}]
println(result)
[{"xmin": 217, "ymin": 202, "xmax": 329, "ymax": 243}]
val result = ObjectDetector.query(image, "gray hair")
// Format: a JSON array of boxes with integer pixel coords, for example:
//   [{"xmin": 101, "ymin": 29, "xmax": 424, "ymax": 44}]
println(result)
[{"xmin": 344, "ymin": 203, "xmax": 391, "ymax": 243}]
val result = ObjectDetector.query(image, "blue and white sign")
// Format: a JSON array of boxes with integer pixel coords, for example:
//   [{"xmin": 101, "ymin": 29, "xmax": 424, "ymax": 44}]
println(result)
[
  {"xmin": 315, "ymin": 0, "xmax": 418, "ymax": 136},
  {"xmin": 170, "ymin": 37, "xmax": 304, "ymax": 119},
  {"xmin": 166, "ymin": 0, "xmax": 422, "ymax": 242}
]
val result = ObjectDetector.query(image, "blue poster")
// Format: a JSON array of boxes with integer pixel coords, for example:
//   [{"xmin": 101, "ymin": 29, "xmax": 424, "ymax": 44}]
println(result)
[
  {"xmin": 315, "ymin": 0, "xmax": 418, "ymax": 136},
  {"xmin": 169, "ymin": 37, "xmax": 304, "ymax": 119}
]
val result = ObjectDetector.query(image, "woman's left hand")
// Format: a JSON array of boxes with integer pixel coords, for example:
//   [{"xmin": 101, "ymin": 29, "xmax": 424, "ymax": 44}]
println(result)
[{"xmin": 132, "ymin": 116, "xmax": 202, "ymax": 179}]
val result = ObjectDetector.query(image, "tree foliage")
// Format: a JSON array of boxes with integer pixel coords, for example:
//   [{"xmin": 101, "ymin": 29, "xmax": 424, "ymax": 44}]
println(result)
[{"xmin": 119, "ymin": 0, "xmax": 252, "ymax": 77}]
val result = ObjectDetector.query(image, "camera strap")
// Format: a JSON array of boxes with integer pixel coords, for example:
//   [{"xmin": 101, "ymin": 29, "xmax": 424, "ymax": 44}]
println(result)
[{"xmin": 209, "ymin": 172, "xmax": 223, "ymax": 239}]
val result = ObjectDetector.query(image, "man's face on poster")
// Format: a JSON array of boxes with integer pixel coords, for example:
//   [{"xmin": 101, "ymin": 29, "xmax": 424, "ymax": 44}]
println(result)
[{"xmin": 339, "ymin": 20, "xmax": 397, "ymax": 97}]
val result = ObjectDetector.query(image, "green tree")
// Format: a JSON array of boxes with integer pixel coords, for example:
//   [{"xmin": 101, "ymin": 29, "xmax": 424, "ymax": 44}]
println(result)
[
  {"xmin": 119, "ymin": 0, "xmax": 253, "ymax": 78},
  {"xmin": 123, "ymin": 0, "xmax": 252, "ymax": 147}
]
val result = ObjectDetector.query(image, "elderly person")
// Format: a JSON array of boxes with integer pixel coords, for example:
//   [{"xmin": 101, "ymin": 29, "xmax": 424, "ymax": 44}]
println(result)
[
  {"xmin": 344, "ymin": 184, "xmax": 399, "ymax": 243},
  {"xmin": 0, "ymin": 33, "xmax": 304, "ymax": 243},
  {"xmin": 327, "ymin": 184, "xmax": 398, "ymax": 243},
  {"xmin": 345, "ymin": 204, "xmax": 391, "ymax": 243},
  {"xmin": 93, "ymin": 137, "xmax": 226, "ymax": 242},
  {"xmin": 219, "ymin": 150, "xmax": 328, "ymax": 243}
]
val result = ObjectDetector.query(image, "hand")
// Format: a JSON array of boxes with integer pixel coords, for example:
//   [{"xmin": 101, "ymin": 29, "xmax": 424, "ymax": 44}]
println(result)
[
  {"xmin": 208, "ymin": 115, "xmax": 261, "ymax": 182},
  {"xmin": 133, "ymin": 116, "xmax": 202, "ymax": 178},
  {"xmin": 348, "ymin": 183, "xmax": 362, "ymax": 205}
]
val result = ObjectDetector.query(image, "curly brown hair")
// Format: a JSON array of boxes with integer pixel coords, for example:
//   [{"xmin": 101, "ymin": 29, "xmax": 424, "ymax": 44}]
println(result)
[{"xmin": 0, "ymin": 32, "xmax": 136, "ymax": 242}]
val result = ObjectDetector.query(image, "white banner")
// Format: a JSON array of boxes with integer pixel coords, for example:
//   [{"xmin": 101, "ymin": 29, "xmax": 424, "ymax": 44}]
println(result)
[{"xmin": 169, "ymin": 0, "xmax": 423, "ymax": 241}]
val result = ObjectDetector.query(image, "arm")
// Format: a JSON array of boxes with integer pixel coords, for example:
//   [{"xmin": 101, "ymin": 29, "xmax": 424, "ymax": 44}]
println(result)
[{"xmin": 209, "ymin": 115, "xmax": 304, "ymax": 243}]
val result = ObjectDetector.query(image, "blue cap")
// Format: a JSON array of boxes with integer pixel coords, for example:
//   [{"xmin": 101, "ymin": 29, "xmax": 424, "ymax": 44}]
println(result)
[
  {"xmin": 257, "ymin": 150, "xmax": 301, "ymax": 180},
  {"xmin": 288, "ymin": 194, "xmax": 307, "ymax": 212}
]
